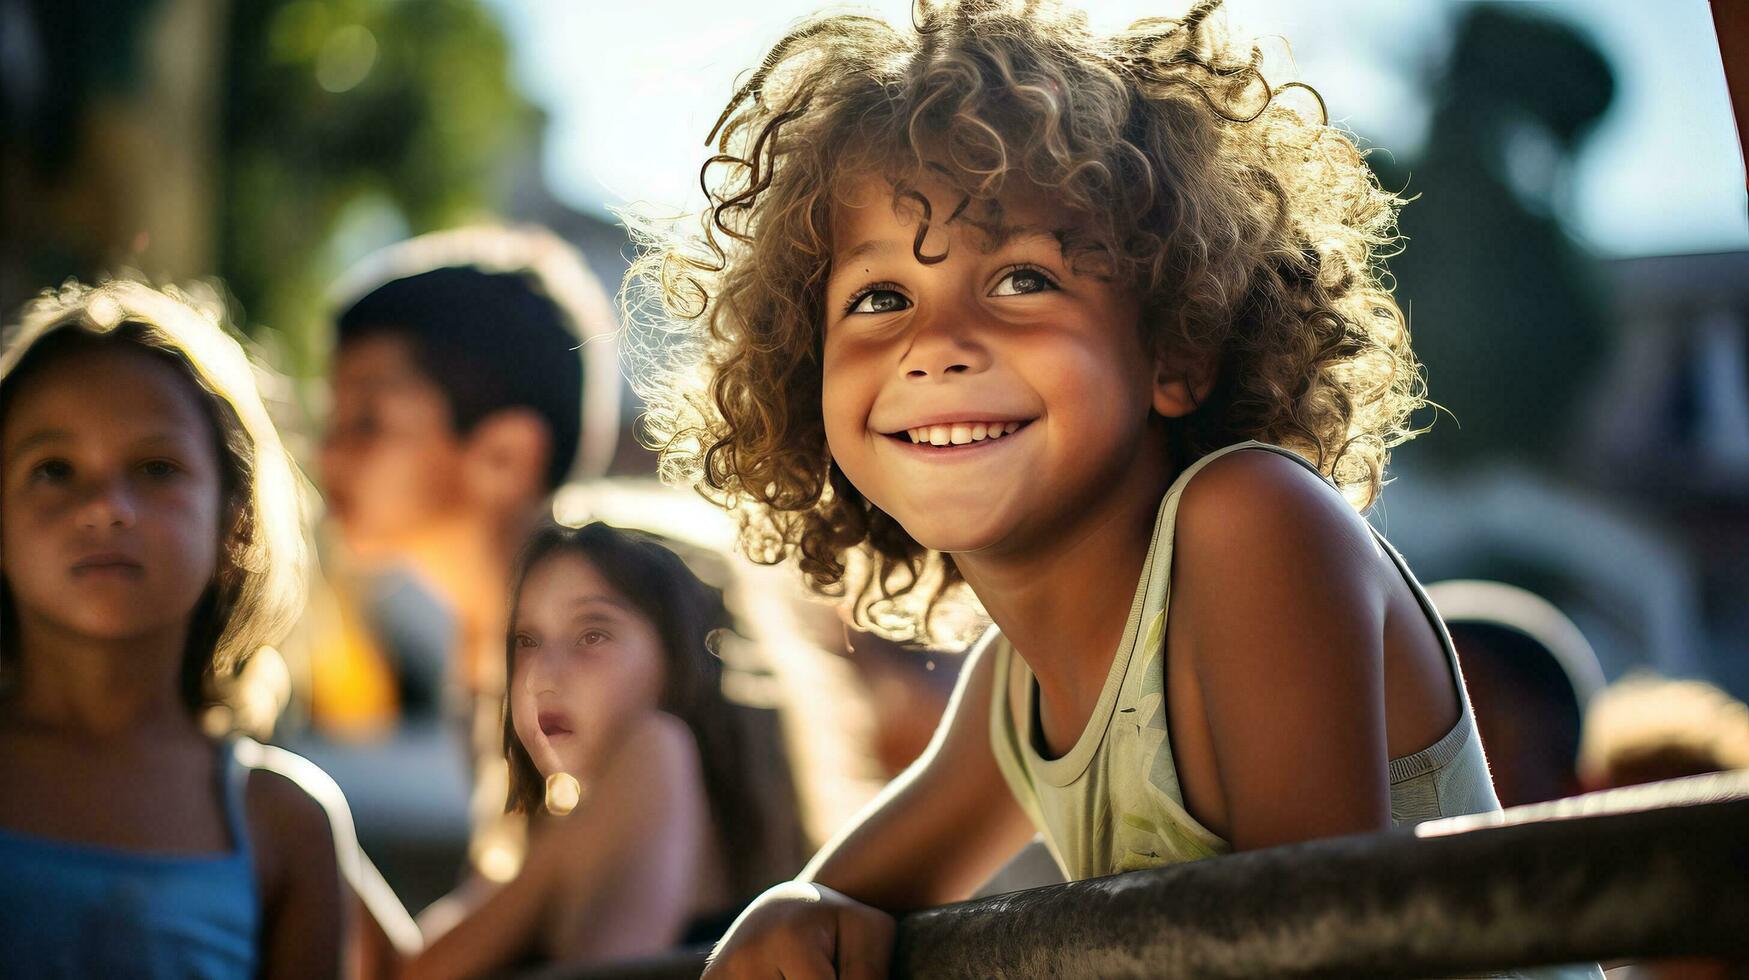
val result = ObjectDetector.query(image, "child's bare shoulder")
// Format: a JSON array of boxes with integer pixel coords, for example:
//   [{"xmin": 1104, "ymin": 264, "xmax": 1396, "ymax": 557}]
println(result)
[
  {"xmin": 591, "ymin": 712, "xmax": 709, "ymax": 824},
  {"xmin": 248, "ymin": 768, "xmax": 337, "ymax": 856},
  {"xmin": 620, "ymin": 712, "xmax": 705, "ymax": 786},
  {"xmin": 1175, "ymin": 449, "xmax": 1379, "ymax": 571},
  {"xmin": 241, "ymin": 752, "xmax": 342, "ymax": 878},
  {"xmin": 1171, "ymin": 448, "xmax": 1387, "ymax": 665}
]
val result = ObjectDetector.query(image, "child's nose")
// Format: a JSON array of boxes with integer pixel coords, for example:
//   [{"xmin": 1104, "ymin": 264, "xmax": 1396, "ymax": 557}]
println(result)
[
  {"xmin": 523, "ymin": 649, "xmax": 562, "ymax": 695},
  {"xmin": 77, "ymin": 477, "xmax": 137, "ymax": 530},
  {"xmin": 900, "ymin": 306, "xmax": 992, "ymax": 381}
]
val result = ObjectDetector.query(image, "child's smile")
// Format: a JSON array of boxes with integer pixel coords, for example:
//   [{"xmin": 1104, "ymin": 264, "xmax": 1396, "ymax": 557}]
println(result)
[
  {"xmin": 822, "ymin": 174, "xmax": 1169, "ymax": 560},
  {"xmin": 889, "ymin": 419, "xmax": 1030, "ymax": 447}
]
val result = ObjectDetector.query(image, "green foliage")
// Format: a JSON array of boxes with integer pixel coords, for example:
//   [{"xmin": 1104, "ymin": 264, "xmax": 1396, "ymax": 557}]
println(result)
[{"xmin": 218, "ymin": 0, "xmax": 536, "ymax": 373}]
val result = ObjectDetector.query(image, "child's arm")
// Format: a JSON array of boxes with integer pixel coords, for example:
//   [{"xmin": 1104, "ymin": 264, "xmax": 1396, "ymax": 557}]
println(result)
[
  {"xmin": 249, "ymin": 769, "xmax": 345, "ymax": 980},
  {"xmin": 706, "ymin": 638, "xmax": 1037, "ymax": 978},
  {"xmin": 802, "ymin": 636, "xmax": 1036, "ymax": 905},
  {"xmin": 402, "ymin": 711, "xmax": 712, "ymax": 980},
  {"xmin": 1171, "ymin": 450, "xmax": 1394, "ymax": 851},
  {"xmin": 237, "ymin": 738, "xmax": 422, "ymax": 980}
]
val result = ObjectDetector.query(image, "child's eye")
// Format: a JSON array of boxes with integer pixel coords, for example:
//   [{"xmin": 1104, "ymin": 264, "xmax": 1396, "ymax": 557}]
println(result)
[
  {"xmin": 28, "ymin": 459, "xmax": 72, "ymax": 484},
  {"xmin": 139, "ymin": 459, "xmax": 182, "ymax": 479},
  {"xmin": 989, "ymin": 266, "xmax": 1058, "ymax": 297},
  {"xmin": 845, "ymin": 285, "xmax": 911, "ymax": 316},
  {"xmin": 578, "ymin": 629, "xmax": 611, "ymax": 646},
  {"xmin": 514, "ymin": 633, "xmax": 537, "ymax": 649},
  {"xmin": 331, "ymin": 414, "xmax": 382, "ymax": 444}
]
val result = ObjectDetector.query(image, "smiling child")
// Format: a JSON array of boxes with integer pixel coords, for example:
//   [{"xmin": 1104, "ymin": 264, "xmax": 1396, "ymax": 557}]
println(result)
[{"xmin": 629, "ymin": 1, "xmax": 1602, "ymax": 977}]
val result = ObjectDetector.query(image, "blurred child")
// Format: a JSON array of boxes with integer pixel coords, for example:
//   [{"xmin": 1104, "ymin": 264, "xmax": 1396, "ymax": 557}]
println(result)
[
  {"xmin": 1580, "ymin": 673, "xmax": 1749, "ymax": 792},
  {"xmin": 302, "ymin": 226, "xmax": 620, "ymax": 912},
  {"xmin": 1579, "ymin": 675, "xmax": 1749, "ymax": 980},
  {"xmin": 314, "ymin": 225, "xmax": 620, "ymax": 733},
  {"xmin": 0, "ymin": 281, "xmax": 342, "ymax": 977},
  {"xmin": 402, "ymin": 522, "xmax": 806, "ymax": 978},
  {"xmin": 1428, "ymin": 579, "xmax": 1607, "ymax": 807},
  {"xmin": 629, "ymin": 2, "xmax": 1600, "ymax": 976}
]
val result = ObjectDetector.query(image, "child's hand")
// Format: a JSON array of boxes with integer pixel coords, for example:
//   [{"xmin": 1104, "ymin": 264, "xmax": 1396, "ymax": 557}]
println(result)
[{"xmin": 704, "ymin": 881, "xmax": 895, "ymax": 980}]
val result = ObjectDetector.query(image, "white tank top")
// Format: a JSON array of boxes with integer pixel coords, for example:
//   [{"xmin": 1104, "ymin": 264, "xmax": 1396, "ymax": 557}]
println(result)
[{"xmin": 983, "ymin": 441, "xmax": 1600, "ymax": 979}]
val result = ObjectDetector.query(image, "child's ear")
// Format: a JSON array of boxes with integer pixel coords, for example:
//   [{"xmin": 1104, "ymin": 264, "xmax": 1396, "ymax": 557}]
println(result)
[
  {"xmin": 1151, "ymin": 348, "xmax": 1218, "ymax": 419},
  {"xmin": 461, "ymin": 409, "xmax": 552, "ymax": 515}
]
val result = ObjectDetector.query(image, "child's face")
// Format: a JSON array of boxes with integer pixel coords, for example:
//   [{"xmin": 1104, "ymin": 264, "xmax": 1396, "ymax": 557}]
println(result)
[
  {"xmin": 320, "ymin": 333, "xmax": 466, "ymax": 560},
  {"xmin": 509, "ymin": 551, "xmax": 666, "ymax": 781},
  {"xmin": 821, "ymin": 173, "xmax": 1163, "ymax": 558},
  {"xmin": 1, "ymin": 342, "xmax": 226, "ymax": 647}
]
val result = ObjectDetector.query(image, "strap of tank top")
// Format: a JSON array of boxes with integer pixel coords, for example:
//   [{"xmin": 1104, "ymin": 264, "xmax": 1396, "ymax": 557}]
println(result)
[{"xmin": 219, "ymin": 739, "xmax": 253, "ymax": 861}]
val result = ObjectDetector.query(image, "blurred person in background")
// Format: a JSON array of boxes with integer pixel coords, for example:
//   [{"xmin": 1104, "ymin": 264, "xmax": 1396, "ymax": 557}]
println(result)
[
  {"xmin": 1427, "ymin": 579, "xmax": 1606, "ymax": 807},
  {"xmin": 288, "ymin": 225, "xmax": 620, "ymax": 911},
  {"xmin": 1380, "ymin": 4, "xmax": 1615, "ymax": 469},
  {"xmin": 0, "ymin": 281, "xmax": 341, "ymax": 978},
  {"xmin": 1369, "ymin": 1, "xmax": 1712, "ymax": 695},
  {"xmin": 1580, "ymin": 674, "xmax": 1749, "ymax": 980},
  {"xmin": 312, "ymin": 225, "xmax": 618, "ymax": 735},
  {"xmin": 1579, "ymin": 673, "xmax": 1749, "ymax": 793},
  {"xmin": 399, "ymin": 522, "xmax": 807, "ymax": 978}
]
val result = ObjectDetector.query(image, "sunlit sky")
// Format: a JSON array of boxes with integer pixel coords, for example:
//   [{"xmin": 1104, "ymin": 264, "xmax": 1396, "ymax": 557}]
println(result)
[{"xmin": 485, "ymin": 0, "xmax": 1747, "ymax": 259}]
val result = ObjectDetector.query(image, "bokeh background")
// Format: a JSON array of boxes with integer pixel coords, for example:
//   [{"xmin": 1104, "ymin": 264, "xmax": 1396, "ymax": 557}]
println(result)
[{"xmin": 5, "ymin": 0, "xmax": 1747, "ymax": 921}]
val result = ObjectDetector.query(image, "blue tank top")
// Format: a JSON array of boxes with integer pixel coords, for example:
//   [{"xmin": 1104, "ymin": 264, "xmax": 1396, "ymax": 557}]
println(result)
[{"xmin": 0, "ymin": 739, "xmax": 260, "ymax": 979}]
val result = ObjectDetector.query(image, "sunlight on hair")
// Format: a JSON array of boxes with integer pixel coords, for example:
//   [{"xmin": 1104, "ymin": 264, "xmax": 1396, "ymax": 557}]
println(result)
[{"xmin": 623, "ymin": 0, "xmax": 1422, "ymax": 642}]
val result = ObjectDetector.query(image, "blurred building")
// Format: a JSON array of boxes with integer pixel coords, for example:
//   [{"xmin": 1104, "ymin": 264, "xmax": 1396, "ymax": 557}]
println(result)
[{"xmin": 1580, "ymin": 249, "xmax": 1749, "ymax": 697}]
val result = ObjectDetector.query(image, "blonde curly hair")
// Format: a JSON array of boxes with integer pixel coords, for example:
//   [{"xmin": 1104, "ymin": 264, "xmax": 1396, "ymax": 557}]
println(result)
[{"xmin": 631, "ymin": 0, "xmax": 1424, "ymax": 637}]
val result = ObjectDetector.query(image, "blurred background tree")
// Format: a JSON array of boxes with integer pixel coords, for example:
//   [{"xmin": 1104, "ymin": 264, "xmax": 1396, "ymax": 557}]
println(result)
[
  {"xmin": 1375, "ymin": 5, "xmax": 1617, "ymax": 469},
  {"xmin": 220, "ymin": 0, "xmax": 535, "ymax": 371},
  {"xmin": 2, "ymin": 0, "xmax": 535, "ymax": 375}
]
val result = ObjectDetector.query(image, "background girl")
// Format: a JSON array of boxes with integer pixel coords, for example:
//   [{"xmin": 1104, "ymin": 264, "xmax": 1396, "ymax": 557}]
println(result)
[
  {"xmin": 404, "ymin": 521, "xmax": 805, "ymax": 978},
  {"xmin": 0, "ymin": 281, "xmax": 343, "ymax": 978}
]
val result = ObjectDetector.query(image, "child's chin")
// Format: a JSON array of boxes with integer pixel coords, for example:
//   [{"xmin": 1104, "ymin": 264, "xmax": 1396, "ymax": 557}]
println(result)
[
  {"xmin": 905, "ymin": 519, "xmax": 1007, "ymax": 557},
  {"xmin": 60, "ymin": 610, "xmax": 177, "ymax": 643}
]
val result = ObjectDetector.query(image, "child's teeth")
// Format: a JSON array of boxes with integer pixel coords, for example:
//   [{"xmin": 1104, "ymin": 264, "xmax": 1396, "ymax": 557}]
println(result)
[{"xmin": 902, "ymin": 420, "xmax": 1025, "ymax": 446}]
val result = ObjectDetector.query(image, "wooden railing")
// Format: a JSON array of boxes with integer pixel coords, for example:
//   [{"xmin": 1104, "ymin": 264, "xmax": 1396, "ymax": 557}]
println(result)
[{"xmin": 537, "ymin": 770, "xmax": 1749, "ymax": 979}]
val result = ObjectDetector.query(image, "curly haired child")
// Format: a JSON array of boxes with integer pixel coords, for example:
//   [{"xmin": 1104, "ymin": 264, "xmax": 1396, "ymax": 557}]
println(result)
[{"xmin": 630, "ymin": 2, "xmax": 1602, "ymax": 976}]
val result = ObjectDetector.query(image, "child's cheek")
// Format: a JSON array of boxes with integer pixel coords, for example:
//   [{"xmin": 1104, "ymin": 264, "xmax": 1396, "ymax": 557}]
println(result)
[
  {"xmin": 820, "ymin": 362, "xmax": 872, "ymax": 464},
  {"xmin": 164, "ymin": 489, "xmax": 225, "ymax": 591}
]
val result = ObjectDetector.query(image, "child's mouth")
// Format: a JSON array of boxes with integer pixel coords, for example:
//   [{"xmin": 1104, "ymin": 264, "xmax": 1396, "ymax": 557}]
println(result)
[
  {"xmin": 884, "ymin": 419, "xmax": 1032, "ymax": 448},
  {"xmin": 71, "ymin": 553, "xmax": 145, "ymax": 578},
  {"xmin": 538, "ymin": 712, "xmax": 575, "ymax": 739}
]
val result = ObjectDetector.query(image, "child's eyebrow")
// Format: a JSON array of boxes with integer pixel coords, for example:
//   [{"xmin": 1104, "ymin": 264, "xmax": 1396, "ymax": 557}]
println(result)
[
  {"xmin": 130, "ymin": 431, "xmax": 202, "ymax": 451},
  {"xmin": 978, "ymin": 224, "xmax": 1067, "ymax": 253},
  {"xmin": 4, "ymin": 429, "xmax": 69, "ymax": 465},
  {"xmin": 567, "ymin": 595, "xmax": 634, "ymax": 613},
  {"xmin": 832, "ymin": 226, "xmax": 1067, "ymax": 267},
  {"xmin": 835, "ymin": 239, "xmax": 896, "ymax": 264}
]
